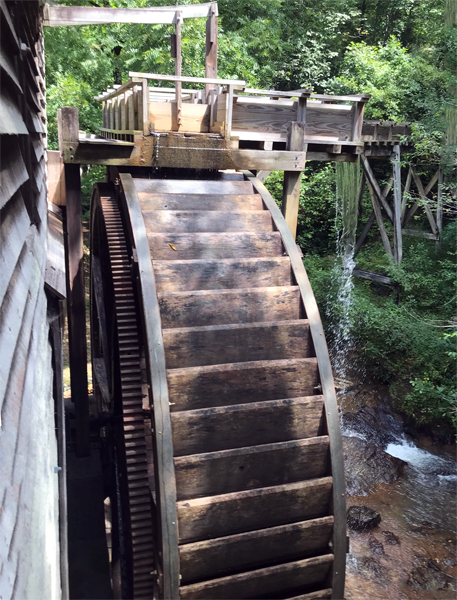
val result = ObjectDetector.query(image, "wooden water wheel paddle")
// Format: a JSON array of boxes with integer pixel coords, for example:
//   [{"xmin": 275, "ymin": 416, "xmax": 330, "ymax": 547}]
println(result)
[{"xmin": 90, "ymin": 171, "xmax": 346, "ymax": 600}]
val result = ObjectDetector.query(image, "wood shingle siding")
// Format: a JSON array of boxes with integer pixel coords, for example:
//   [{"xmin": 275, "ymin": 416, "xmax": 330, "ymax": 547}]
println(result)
[{"xmin": 0, "ymin": 1, "xmax": 62, "ymax": 597}]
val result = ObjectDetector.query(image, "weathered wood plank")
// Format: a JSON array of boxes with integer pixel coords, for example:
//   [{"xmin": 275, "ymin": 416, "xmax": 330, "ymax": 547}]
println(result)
[
  {"xmin": 179, "ymin": 555, "xmax": 333, "ymax": 599},
  {"xmin": 179, "ymin": 516, "xmax": 333, "ymax": 584},
  {"xmin": 130, "ymin": 71, "xmax": 243, "ymax": 86},
  {"xmin": 134, "ymin": 178, "xmax": 253, "ymax": 195},
  {"xmin": 360, "ymin": 153, "xmax": 393, "ymax": 222},
  {"xmin": 163, "ymin": 320, "xmax": 312, "ymax": 368},
  {"xmin": 402, "ymin": 228, "xmax": 439, "ymax": 241},
  {"xmin": 177, "ymin": 477, "xmax": 333, "ymax": 543},
  {"xmin": 0, "ymin": 227, "xmax": 41, "ymax": 414},
  {"xmin": 175, "ymin": 436, "xmax": 330, "ymax": 500},
  {"xmin": 149, "ymin": 102, "xmax": 210, "ymax": 133},
  {"xmin": 0, "ymin": 87, "xmax": 28, "ymax": 135},
  {"xmin": 282, "ymin": 122, "xmax": 306, "ymax": 239},
  {"xmin": 148, "ymin": 232, "xmax": 284, "ymax": 260},
  {"xmin": 142, "ymin": 210, "xmax": 273, "ymax": 233},
  {"xmin": 44, "ymin": 3, "xmax": 218, "ymax": 26},
  {"xmin": 392, "ymin": 144, "xmax": 402, "ymax": 263},
  {"xmin": 154, "ymin": 257, "xmax": 291, "ymax": 292},
  {"xmin": 366, "ymin": 177, "xmax": 393, "ymax": 257},
  {"xmin": 158, "ymin": 286, "xmax": 301, "ymax": 328},
  {"xmin": 47, "ymin": 150, "xmax": 66, "ymax": 206},
  {"xmin": 171, "ymin": 396, "xmax": 325, "ymax": 456},
  {"xmin": 45, "ymin": 210, "xmax": 66, "ymax": 299},
  {"xmin": 59, "ymin": 107, "xmax": 90, "ymax": 457},
  {"xmin": 285, "ymin": 589, "xmax": 333, "ymax": 600},
  {"xmin": 0, "ymin": 192, "xmax": 30, "ymax": 307},
  {"xmin": 167, "ymin": 358, "xmax": 319, "ymax": 411},
  {"xmin": 0, "ymin": 137, "xmax": 29, "ymax": 208},
  {"xmin": 120, "ymin": 173, "xmax": 180, "ymax": 598},
  {"xmin": 138, "ymin": 192, "xmax": 264, "ymax": 211},
  {"xmin": 352, "ymin": 269, "xmax": 393, "ymax": 285},
  {"xmin": 205, "ymin": 4, "xmax": 217, "ymax": 101}
]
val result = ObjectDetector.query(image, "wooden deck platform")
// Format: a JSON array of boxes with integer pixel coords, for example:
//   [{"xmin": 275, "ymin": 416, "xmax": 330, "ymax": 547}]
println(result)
[{"xmin": 59, "ymin": 73, "xmax": 410, "ymax": 170}]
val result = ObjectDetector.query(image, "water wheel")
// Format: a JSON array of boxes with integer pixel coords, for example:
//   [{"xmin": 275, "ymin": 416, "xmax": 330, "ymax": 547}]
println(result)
[{"xmin": 90, "ymin": 170, "xmax": 346, "ymax": 600}]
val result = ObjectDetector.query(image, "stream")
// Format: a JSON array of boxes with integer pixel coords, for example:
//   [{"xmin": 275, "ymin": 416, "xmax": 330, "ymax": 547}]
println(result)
[{"xmin": 340, "ymin": 388, "xmax": 457, "ymax": 599}]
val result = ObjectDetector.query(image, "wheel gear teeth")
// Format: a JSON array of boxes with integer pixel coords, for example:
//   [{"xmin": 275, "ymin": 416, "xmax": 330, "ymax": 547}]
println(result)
[{"xmin": 101, "ymin": 196, "xmax": 156, "ymax": 598}]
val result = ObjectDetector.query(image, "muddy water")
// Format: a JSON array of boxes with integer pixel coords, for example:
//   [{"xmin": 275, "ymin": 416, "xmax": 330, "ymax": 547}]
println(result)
[{"xmin": 340, "ymin": 388, "xmax": 457, "ymax": 600}]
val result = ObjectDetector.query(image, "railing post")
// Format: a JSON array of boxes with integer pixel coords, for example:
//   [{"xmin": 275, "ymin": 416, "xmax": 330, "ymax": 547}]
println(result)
[
  {"xmin": 282, "ymin": 122, "xmax": 307, "ymax": 239},
  {"xmin": 205, "ymin": 3, "xmax": 218, "ymax": 102},
  {"xmin": 174, "ymin": 11, "xmax": 182, "ymax": 130}
]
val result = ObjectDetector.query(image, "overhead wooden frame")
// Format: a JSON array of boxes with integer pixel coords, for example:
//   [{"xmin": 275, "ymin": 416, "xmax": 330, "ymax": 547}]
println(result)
[{"xmin": 43, "ymin": 2, "xmax": 218, "ymax": 27}]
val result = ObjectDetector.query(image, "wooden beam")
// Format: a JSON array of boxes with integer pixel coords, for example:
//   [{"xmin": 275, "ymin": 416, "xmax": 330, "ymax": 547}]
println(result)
[
  {"xmin": 402, "ymin": 228, "xmax": 439, "ymax": 241},
  {"xmin": 58, "ymin": 107, "xmax": 90, "ymax": 458},
  {"xmin": 141, "ymin": 79, "xmax": 148, "ymax": 135},
  {"xmin": 353, "ymin": 269, "xmax": 393, "ymax": 285},
  {"xmin": 242, "ymin": 89, "xmax": 310, "ymax": 99},
  {"xmin": 129, "ymin": 72, "xmax": 245, "ymax": 87},
  {"xmin": 401, "ymin": 167, "xmax": 412, "ymax": 222},
  {"xmin": 44, "ymin": 2, "xmax": 218, "ymax": 26},
  {"xmin": 436, "ymin": 167, "xmax": 443, "ymax": 248},
  {"xmin": 360, "ymin": 153, "xmax": 393, "ymax": 222},
  {"xmin": 205, "ymin": 3, "xmax": 218, "ymax": 102},
  {"xmin": 174, "ymin": 11, "xmax": 182, "ymax": 130},
  {"xmin": 353, "ymin": 212, "xmax": 375, "ymax": 258},
  {"xmin": 282, "ymin": 122, "xmax": 306, "ymax": 239},
  {"xmin": 226, "ymin": 84, "xmax": 234, "ymax": 139},
  {"xmin": 409, "ymin": 167, "xmax": 438, "ymax": 234},
  {"xmin": 366, "ymin": 176, "xmax": 393, "ymax": 257},
  {"xmin": 353, "ymin": 175, "xmax": 391, "ymax": 258},
  {"xmin": 351, "ymin": 100, "xmax": 365, "ymax": 142},
  {"xmin": 310, "ymin": 93, "xmax": 370, "ymax": 103},
  {"xmin": 49, "ymin": 298, "xmax": 69, "ymax": 600},
  {"xmin": 392, "ymin": 144, "xmax": 402, "ymax": 263}
]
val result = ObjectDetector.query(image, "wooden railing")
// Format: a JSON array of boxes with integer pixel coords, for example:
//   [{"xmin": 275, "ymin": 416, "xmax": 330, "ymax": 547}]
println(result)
[{"xmin": 95, "ymin": 72, "xmax": 371, "ymax": 149}]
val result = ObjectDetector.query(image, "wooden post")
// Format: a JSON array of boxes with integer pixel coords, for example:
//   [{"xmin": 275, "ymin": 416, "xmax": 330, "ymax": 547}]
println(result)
[
  {"xmin": 225, "ymin": 84, "xmax": 234, "ymax": 139},
  {"xmin": 282, "ymin": 122, "xmax": 306, "ymax": 239},
  {"xmin": 351, "ymin": 100, "xmax": 365, "ymax": 141},
  {"xmin": 141, "ymin": 79, "xmax": 148, "ymax": 135},
  {"xmin": 58, "ymin": 107, "xmax": 90, "ymax": 457},
  {"xmin": 392, "ymin": 144, "xmax": 402, "ymax": 263},
  {"xmin": 367, "ymin": 177, "xmax": 393, "ymax": 258},
  {"xmin": 174, "ymin": 11, "xmax": 182, "ymax": 130},
  {"xmin": 49, "ymin": 298, "xmax": 69, "ymax": 600},
  {"xmin": 205, "ymin": 3, "xmax": 218, "ymax": 102},
  {"xmin": 436, "ymin": 167, "xmax": 444, "ymax": 248}
]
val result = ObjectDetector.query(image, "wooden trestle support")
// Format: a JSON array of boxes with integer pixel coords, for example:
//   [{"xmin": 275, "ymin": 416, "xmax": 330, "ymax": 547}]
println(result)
[{"xmin": 90, "ymin": 171, "xmax": 346, "ymax": 600}]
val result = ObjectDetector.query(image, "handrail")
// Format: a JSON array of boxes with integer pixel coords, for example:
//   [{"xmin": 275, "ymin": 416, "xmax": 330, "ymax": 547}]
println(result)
[
  {"xmin": 242, "ymin": 170, "xmax": 347, "ymax": 600},
  {"xmin": 129, "ymin": 71, "xmax": 245, "ymax": 87},
  {"xmin": 119, "ymin": 173, "xmax": 180, "ymax": 599}
]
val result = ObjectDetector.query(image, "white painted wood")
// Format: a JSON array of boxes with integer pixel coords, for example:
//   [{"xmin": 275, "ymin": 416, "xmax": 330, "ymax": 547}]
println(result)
[{"xmin": 44, "ymin": 2, "xmax": 218, "ymax": 27}]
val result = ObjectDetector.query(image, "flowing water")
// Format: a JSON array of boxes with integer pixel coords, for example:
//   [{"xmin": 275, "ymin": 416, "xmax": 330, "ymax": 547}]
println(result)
[
  {"xmin": 343, "ymin": 412, "xmax": 457, "ymax": 600},
  {"xmin": 327, "ymin": 162, "xmax": 456, "ymax": 598}
]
